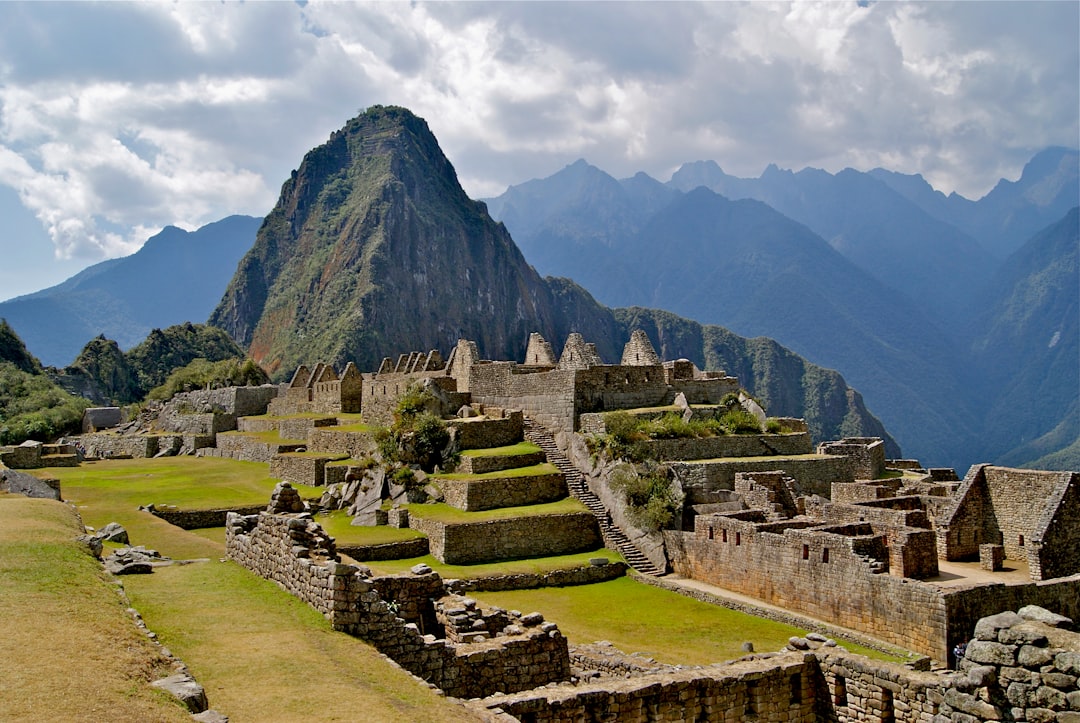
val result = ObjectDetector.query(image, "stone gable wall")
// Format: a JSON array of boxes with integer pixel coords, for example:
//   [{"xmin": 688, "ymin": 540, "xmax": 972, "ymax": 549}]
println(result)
[
  {"xmin": 410, "ymin": 512, "xmax": 600, "ymax": 565},
  {"xmin": 1036, "ymin": 475, "xmax": 1080, "ymax": 580},
  {"xmin": 438, "ymin": 471, "xmax": 566, "ymax": 512}
]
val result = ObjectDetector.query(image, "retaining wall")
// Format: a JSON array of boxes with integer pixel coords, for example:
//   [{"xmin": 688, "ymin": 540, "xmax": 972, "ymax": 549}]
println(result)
[
  {"xmin": 438, "ymin": 471, "xmax": 566, "ymax": 512},
  {"xmin": 410, "ymin": 512, "xmax": 600, "ymax": 565}
]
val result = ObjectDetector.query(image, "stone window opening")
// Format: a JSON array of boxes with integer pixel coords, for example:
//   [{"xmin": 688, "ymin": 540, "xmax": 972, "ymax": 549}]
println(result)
[
  {"xmin": 802, "ymin": 544, "xmax": 810, "ymax": 560},
  {"xmin": 745, "ymin": 680, "xmax": 758, "ymax": 717},
  {"xmin": 789, "ymin": 673, "xmax": 802, "ymax": 705},
  {"xmin": 722, "ymin": 529, "xmax": 728, "ymax": 543},
  {"xmin": 708, "ymin": 526, "xmax": 714, "ymax": 540},
  {"xmin": 881, "ymin": 687, "xmax": 895, "ymax": 722},
  {"xmin": 1019, "ymin": 534, "xmax": 1025, "ymax": 547},
  {"xmin": 833, "ymin": 676, "xmax": 847, "ymax": 707},
  {"xmin": 735, "ymin": 531, "xmax": 741, "ymax": 546},
  {"xmin": 624, "ymin": 374, "xmax": 630, "ymax": 385},
  {"xmin": 822, "ymin": 548, "xmax": 830, "ymax": 563}
]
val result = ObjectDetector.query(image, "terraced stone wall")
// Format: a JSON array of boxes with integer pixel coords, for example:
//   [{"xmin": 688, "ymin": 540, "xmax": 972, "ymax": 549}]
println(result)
[
  {"xmin": 447, "ymin": 411, "xmax": 523, "ymax": 449},
  {"xmin": 468, "ymin": 362, "xmax": 578, "ymax": 432},
  {"xmin": 638, "ymin": 432, "xmax": 813, "ymax": 461},
  {"xmin": 308, "ymin": 428, "xmax": 376, "ymax": 458},
  {"xmin": 671, "ymin": 455, "xmax": 853, "ymax": 502},
  {"xmin": 438, "ymin": 471, "xmax": 566, "ymax": 512},
  {"xmin": 411, "ymin": 512, "xmax": 600, "ymax": 564}
]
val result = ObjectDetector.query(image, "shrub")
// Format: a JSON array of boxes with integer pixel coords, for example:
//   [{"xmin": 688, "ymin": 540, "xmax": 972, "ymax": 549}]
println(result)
[
  {"xmin": 765, "ymin": 418, "xmax": 782, "ymax": 434},
  {"xmin": 0, "ymin": 362, "xmax": 90, "ymax": 445},
  {"xmin": 718, "ymin": 408, "xmax": 762, "ymax": 434},
  {"xmin": 375, "ymin": 387, "xmax": 454, "ymax": 472},
  {"xmin": 609, "ymin": 463, "xmax": 683, "ymax": 532}
]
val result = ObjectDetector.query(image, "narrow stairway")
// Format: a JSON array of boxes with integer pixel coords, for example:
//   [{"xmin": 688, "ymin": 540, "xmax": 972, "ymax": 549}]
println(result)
[{"xmin": 522, "ymin": 418, "xmax": 665, "ymax": 576}]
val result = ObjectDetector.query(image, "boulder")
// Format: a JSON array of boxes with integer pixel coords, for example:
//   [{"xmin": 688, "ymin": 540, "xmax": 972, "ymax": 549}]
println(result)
[
  {"xmin": 93, "ymin": 522, "xmax": 129, "ymax": 544},
  {"xmin": 151, "ymin": 674, "xmax": 208, "ymax": 713}
]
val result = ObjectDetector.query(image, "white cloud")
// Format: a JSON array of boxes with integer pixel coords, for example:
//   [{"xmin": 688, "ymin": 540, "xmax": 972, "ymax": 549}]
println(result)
[{"xmin": 0, "ymin": 0, "xmax": 1074, "ymax": 280}]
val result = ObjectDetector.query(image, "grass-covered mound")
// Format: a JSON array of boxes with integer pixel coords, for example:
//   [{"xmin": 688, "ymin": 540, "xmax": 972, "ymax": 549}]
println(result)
[{"xmin": 0, "ymin": 494, "xmax": 189, "ymax": 721}]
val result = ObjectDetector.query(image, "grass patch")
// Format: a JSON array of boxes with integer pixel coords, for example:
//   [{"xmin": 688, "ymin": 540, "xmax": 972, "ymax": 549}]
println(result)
[
  {"xmin": 434, "ymin": 462, "xmax": 558, "ymax": 481},
  {"xmin": 474, "ymin": 577, "xmax": 908, "ymax": 665},
  {"xmin": 406, "ymin": 497, "xmax": 587, "ymax": 523},
  {"xmin": 326, "ymin": 422, "xmax": 374, "ymax": 433},
  {"xmin": 367, "ymin": 547, "xmax": 624, "ymax": 578},
  {"xmin": 33, "ymin": 457, "xmax": 323, "ymax": 559},
  {"xmin": 276, "ymin": 451, "xmax": 350, "ymax": 460},
  {"xmin": 459, "ymin": 441, "xmax": 542, "ymax": 457},
  {"xmin": 316, "ymin": 510, "xmax": 426, "ymax": 545},
  {"xmin": 122, "ymin": 560, "xmax": 476, "ymax": 722},
  {"xmin": 0, "ymin": 495, "xmax": 190, "ymax": 721}
]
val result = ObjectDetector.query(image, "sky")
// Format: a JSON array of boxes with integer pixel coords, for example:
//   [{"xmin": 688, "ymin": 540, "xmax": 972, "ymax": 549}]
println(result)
[{"xmin": 0, "ymin": 1, "xmax": 1077, "ymax": 301}]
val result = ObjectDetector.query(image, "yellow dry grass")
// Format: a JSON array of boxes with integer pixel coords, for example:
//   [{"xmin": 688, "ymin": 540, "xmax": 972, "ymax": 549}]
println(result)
[{"xmin": 0, "ymin": 494, "xmax": 190, "ymax": 722}]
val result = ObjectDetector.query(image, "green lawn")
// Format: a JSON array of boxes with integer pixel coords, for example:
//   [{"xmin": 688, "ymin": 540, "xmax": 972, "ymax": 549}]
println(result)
[
  {"xmin": 405, "ymin": 497, "xmax": 587, "ymax": 523},
  {"xmin": 366, "ymin": 547, "xmax": 625, "ymax": 578},
  {"xmin": 475, "ymin": 577, "xmax": 907, "ymax": 666},
  {"xmin": 433, "ymin": 462, "xmax": 558, "ymax": 480},
  {"xmin": 459, "ymin": 441, "xmax": 542, "ymax": 457},
  {"xmin": 32, "ymin": 457, "xmax": 323, "ymax": 559},
  {"xmin": 218, "ymin": 430, "xmax": 307, "ymax": 445}
]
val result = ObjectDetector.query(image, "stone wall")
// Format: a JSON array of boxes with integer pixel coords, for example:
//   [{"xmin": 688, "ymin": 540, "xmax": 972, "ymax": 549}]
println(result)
[
  {"xmin": 456, "ymin": 449, "xmax": 546, "ymax": 474},
  {"xmin": 447, "ymin": 411, "xmax": 523, "ymax": 450},
  {"xmin": 637, "ymin": 432, "xmax": 813, "ymax": 461},
  {"xmin": 814, "ymin": 651, "xmax": 945, "ymax": 722},
  {"xmin": 165, "ymin": 385, "xmax": 281, "ymax": 419},
  {"xmin": 468, "ymin": 363, "xmax": 578, "ymax": 433},
  {"xmin": 276, "ymin": 416, "xmax": 337, "ymax": 441},
  {"xmin": 82, "ymin": 406, "xmax": 122, "ymax": 432},
  {"xmin": 211, "ymin": 433, "xmax": 305, "ymax": 463},
  {"xmin": 269, "ymin": 453, "xmax": 346, "ymax": 487},
  {"xmin": 445, "ymin": 562, "xmax": 627, "ymax": 594},
  {"xmin": 817, "ymin": 438, "xmax": 887, "ymax": 480},
  {"xmin": 665, "ymin": 520, "xmax": 950, "ymax": 659},
  {"xmin": 938, "ymin": 466, "xmax": 1080, "ymax": 581},
  {"xmin": 78, "ymin": 432, "xmax": 211, "ymax": 459},
  {"xmin": 150, "ymin": 505, "xmax": 265, "ymax": 529},
  {"xmin": 337, "ymin": 537, "xmax": 430, "ymax": 562},
  {"xmin": 485, "ymin": 653, "xmax": 817, "ymax": 722},
  {"xmin": 410, "ymin": 512, "xmax": 600, "ymax": 565},
  {"xmin": 307, "ymin": 428, "xmax": 377, "ymax": 459},
  {"xmin": 438, "ymin": 471, "xmax": 566, "ymax": 512},
  {"xmin": 361, "ymin": 371, "xmax": 455, "ymax": 426},
  {"xmin": 226, "ymin": 508, "xmax": 571, "ymax": 698},
  {"xmin": 671, "ymin": 454, "xmax": 853, "ymax": 503}
]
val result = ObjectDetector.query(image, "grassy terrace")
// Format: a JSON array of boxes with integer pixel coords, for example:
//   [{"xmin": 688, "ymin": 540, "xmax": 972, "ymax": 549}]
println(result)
[
  {"xmin": 475, "ymin": 578, "xmax": 907, "ymax": 666},
  {"xmin": 276, "ymin": 451, "xmax": 351, "ymax": 460},
  {"xmin": 459, "ymin": 441, "xmax": 542, "ymax": 457},
  {"xmin": 321, "ymin": 422, "xmax": 374, "ymax": 433},
  {"xmin": 32, "ymin": 458, "xmax": 324, "ymax": 558},
  {"xmin": 434, "ymin": 462, "xmax": 558, "ymax": 481},
  {"xmin": 366, "ymin": 547, "xmax": 625, "ymax": 577},
  {"xmin": 404, "ymin": 497, "xmax": 587, "ymax": 523}
]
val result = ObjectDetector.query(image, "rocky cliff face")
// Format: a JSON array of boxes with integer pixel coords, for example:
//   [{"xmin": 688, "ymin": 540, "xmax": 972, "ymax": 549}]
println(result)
[{"xmin": 210, "ymin": 106, "xmax": 897, "ymax": 451}]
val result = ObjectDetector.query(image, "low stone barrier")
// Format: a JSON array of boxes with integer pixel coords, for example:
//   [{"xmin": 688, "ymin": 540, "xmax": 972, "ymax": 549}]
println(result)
[
  {"xmin": 148, "ymin": 504, "xmax": 265, "ymax": 529},
  {"xmin": 337, "ymin": 537, "xmax": 430, "ymax": 562},
  {"xmin": 444, "ymin": 561, "xmax": 627, "ymax": 594},
  {"xmin": 639, "ymin": 432, "xmax": 813, "ymax": 461},
  {"xmin": 269, "ymin": 453, "xmax": 346, "ymax": 487}
]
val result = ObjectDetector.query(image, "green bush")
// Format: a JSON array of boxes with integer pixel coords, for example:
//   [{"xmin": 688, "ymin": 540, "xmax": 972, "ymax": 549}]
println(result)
[
  {"xmin": 147, "ymin": 357, "xmax": 270, "ymax": 402},
  {"xmin": 374, "ymin": 386, "xmax": 454, "ymax": 473},
  {"xmin": 718, "ymin": 408, "xmax": 762, "ymax": 434},
  {"xmin": 0, "ymin": 362, "xmax": 90, "ymax": 445},
  {"xmin": 765, "ymin": 418, "xmax": 782, "ymax": 434},
  {"xmin": 609, "ymin": 463, "xmax": 683, "ymax": 532}
]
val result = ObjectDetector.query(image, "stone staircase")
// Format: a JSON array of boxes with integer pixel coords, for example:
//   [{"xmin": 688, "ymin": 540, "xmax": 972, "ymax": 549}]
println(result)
[{"xmin": 523, "ymin": 418, "xmax": 665, "ymax": 576}]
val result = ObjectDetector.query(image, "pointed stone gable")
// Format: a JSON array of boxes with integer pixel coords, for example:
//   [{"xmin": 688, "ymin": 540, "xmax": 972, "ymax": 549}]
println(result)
[
  {"xmin": 306, "ymin": 363, "xmax": 326, "ymax": 388},
  {"xmin": 621, "ymin": 329, "xmax": 661, "ymax": 366},
  {"xmin": 558, "ymin": 333, "xmax": 603, "ymax": 371},
  {"xmin": 340, "ymin": 362, "xmax": 362, "ymax": 381},
  {"xmin": 288, "ymin": 365, "xmax": 312, "ymax": 388},
  {"xmin": 524, "ymin": 332, "xmax": 557, "ymax": 366},
  {"xmin": 378, "ymin": 357, "xmax": 393, "ymax": 374},
  {"xmin": 314, "ymin": 364, "xmax": 339, "ymax": 383},
  {"xmin": 423, "ymin": 350, "xmax": 445, "ymax": 371}
]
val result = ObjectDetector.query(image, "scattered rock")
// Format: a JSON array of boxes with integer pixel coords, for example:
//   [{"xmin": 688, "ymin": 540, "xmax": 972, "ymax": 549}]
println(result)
[
  {"xmin": 151, "ymin": 674, "xmax": 208, "ymax": 713},
  {"xmin": 93, "ymin": 522, "xmax": 129, "ymax": 544},
  {"xmin": 411, "ymin": 563, "xmax": 433, "ymax": 575},
  {"xmin": 1018, "ymin": 605, "xmax": 1073, "ymax": 629}
]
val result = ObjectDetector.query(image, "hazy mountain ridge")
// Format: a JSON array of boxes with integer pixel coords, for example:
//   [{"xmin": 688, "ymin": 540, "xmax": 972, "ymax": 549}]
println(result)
[
  {"xmin": 0, "ymin": 215, "xmax": 261, "ymax": 367},
  {"xmin": 484, "ymin": 154, "xmax": 1078, "ymax": 471}
]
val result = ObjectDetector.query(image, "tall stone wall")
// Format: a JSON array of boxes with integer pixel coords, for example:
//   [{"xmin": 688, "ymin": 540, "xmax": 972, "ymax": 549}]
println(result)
[
  {"xmin": 817, "ymin": 438, "xmax": 887, "ymax": 480},
  {"xmin": 637, "ymin": 432, "xmax": 813, "ymax": 461},
  {"xmin": 1036, "ymin": 474, "xmax": 1080, "ymax": 580},
  {"xmin": 665, "ymin": 520, "xmax": 950, "ymax": 659},
  {"xmin": 410, "ymin": 512, "xmax": 600, "ymax": 565},
  {"xmin": 469, "ymin": 362, "xmax": 578, "ymax": 432},
  {"xmin": 360, "ymin": 371, "xmax": 453, "ymax": 425}
]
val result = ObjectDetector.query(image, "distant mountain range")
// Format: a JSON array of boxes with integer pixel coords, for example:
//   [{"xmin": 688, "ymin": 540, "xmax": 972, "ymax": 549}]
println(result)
[
  {"xmin": 484, "ymin": 152, "xmax": 1078, "ymax": 471},
  {"xmin": 0, "ymin": 215, "xmax": 260, "ymax": 367}
]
